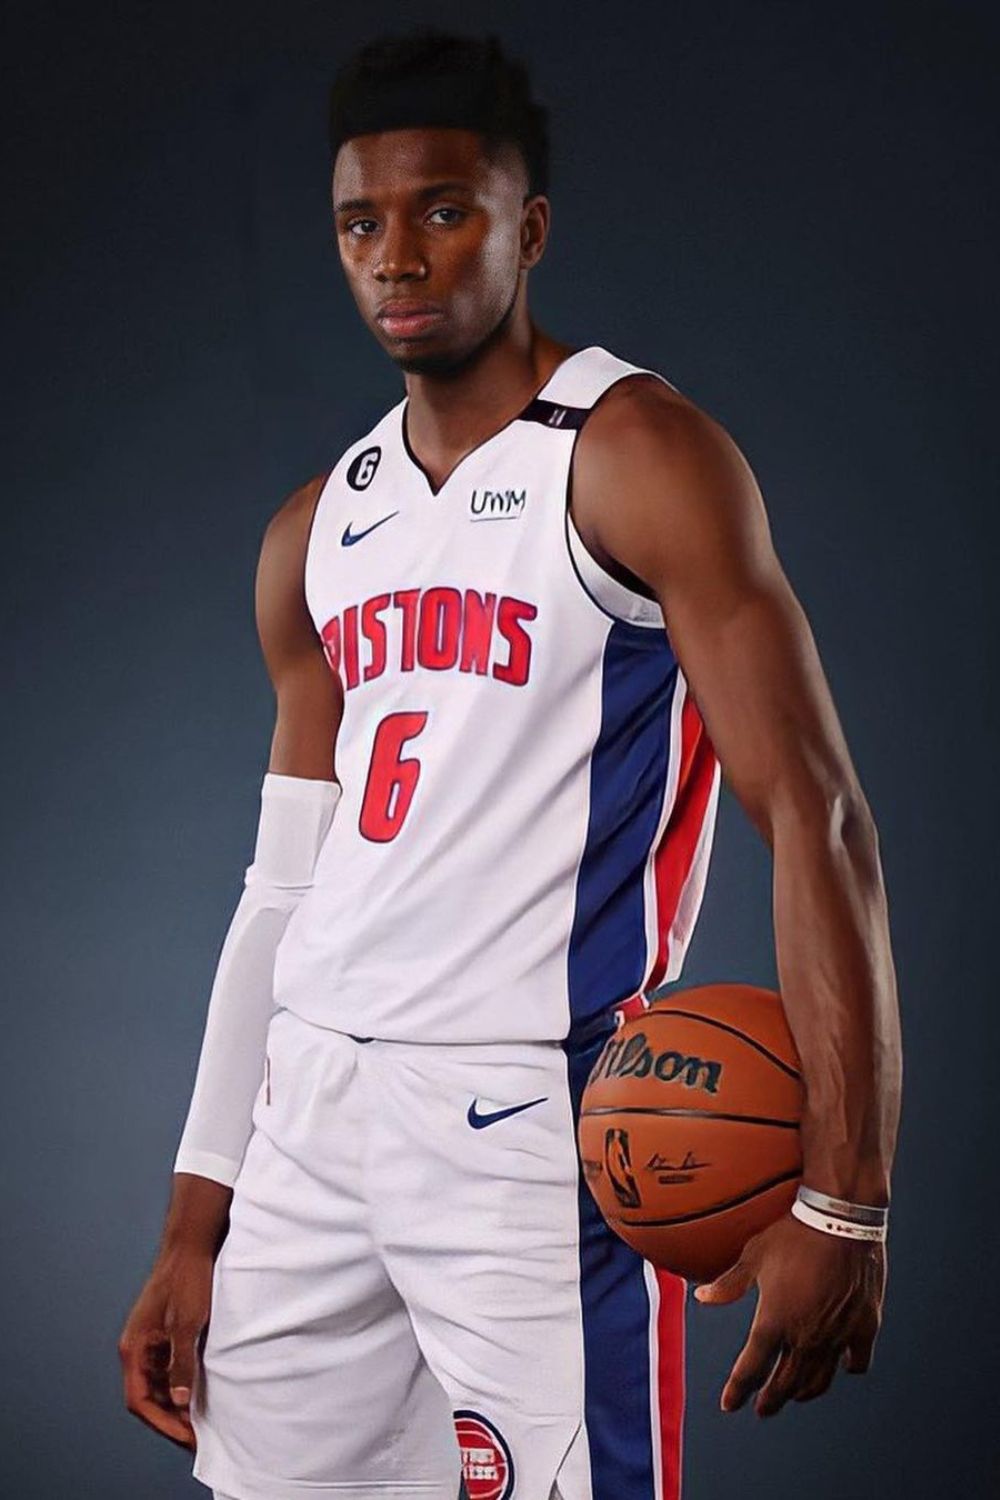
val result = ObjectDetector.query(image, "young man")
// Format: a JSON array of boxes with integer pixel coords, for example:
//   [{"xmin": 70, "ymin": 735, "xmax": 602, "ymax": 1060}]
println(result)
[{"xmin": 119, "ymin": 28, "xmax": 902, "ymax": 1500}]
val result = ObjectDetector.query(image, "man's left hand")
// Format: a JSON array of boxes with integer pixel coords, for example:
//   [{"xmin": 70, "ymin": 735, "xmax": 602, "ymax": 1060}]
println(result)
[{"xmin": 694, "ymin": 1214, "xmax": 885, "ymax": 1416}]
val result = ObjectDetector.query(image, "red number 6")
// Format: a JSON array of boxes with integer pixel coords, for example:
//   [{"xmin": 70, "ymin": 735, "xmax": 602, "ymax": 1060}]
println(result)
[{"xmin": 359, "ymin": 711, "xmax": 429, "ymax": 842}]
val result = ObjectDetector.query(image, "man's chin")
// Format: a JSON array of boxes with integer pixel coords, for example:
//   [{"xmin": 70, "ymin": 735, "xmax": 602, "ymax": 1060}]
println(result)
[{"xmin": 391, "ymin": 347, "xmax": 472, "ymax": 377}]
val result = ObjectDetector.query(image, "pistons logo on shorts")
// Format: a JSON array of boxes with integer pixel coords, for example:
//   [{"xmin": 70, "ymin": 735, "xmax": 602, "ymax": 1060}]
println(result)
[{"xmin": 454, "ymin": 1410, "xmax": 514, "ymax": 1500}]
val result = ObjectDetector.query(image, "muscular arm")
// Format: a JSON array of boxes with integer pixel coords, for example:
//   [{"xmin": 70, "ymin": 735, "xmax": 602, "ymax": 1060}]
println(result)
[
  {"xmin": 162, "ymin": 472, "xmax": 340, "ymax": 1252},
  {"xmin": 572, "ymin": 378, "xmax": 901, "ymax": 1409}
]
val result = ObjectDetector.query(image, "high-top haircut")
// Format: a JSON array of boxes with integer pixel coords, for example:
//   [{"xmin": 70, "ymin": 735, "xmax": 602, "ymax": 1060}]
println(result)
[{"xmin": 329, "ymin": 28, "xmax": 550, "ymax": 198}]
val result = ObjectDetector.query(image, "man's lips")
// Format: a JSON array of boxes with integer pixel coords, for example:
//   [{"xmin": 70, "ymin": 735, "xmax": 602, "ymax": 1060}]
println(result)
[{"xmin": 376, "ymin": 302, "xmax": 445, "ymax": 338}]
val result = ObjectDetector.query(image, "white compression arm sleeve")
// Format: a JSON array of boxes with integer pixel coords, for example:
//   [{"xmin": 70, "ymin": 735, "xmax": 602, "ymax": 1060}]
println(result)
[{"xmin": 172, "ymin": 772, "xmax": 341, "ymax": 1187}]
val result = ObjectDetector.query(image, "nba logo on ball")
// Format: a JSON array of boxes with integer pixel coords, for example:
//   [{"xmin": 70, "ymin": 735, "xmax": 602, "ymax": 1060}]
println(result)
[{"xmin": 454, "ymin": 1410, "xmax": 515, "ymax": 1500}]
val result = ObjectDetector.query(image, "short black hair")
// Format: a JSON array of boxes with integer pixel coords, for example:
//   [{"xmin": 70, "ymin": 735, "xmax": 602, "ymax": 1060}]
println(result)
[{"xmin": 329, "ymin": 28, "xmax": 550, "ymax": 198}]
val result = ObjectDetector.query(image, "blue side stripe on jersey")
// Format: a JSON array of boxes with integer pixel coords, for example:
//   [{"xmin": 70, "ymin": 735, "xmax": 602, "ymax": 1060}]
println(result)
[
  {"xmin": 566, "ymin": 621, "xmax": 678, "ymax": 1495},
  {"xmin": 567, "ymin": 617, "xmax": 678, "ymax": 1030},
  {"xmin": 565, "ymin": 1032, "xmax": 660, "ymax": 1499}
]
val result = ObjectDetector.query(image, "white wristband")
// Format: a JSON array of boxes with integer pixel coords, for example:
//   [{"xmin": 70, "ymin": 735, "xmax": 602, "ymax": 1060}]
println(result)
[
  {"xmin": 797, "ymin": 1185, "xmax": 887, "ymax": 1227},
  {"xmin": 246, "ymin": 772, "xmax": 343, "ymax": 889},
  {"xmin": 791, "ymin": 1197, "xmax": 887, "ymax": 1243}
]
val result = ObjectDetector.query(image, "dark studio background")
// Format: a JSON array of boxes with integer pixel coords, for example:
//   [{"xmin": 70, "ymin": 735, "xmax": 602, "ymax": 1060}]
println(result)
[{"xmin": 3, "ymin": 1, "xmax": 997, "ymax": 1495}]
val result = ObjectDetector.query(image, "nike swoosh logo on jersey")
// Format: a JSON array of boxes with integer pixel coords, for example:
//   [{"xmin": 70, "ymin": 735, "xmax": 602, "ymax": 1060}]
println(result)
[
  {"xmin": 341, "ymin": 511, "xmax": 399, "ymax": 546},
  {"xmin": 467, "ymin": 1096, "xmax": 548, "ymax": 1129}
]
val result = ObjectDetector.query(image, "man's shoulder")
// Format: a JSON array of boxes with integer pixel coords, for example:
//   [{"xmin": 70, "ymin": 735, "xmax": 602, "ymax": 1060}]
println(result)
[
  {"xmin": 277, "ymin": 471, "xmax": 329, "ymax": 517},
  {"xmin": 581, "ymin": 369, "xmax": 725, "ymax": 467},
  {"xmin": 575, "ymin": 363, "xmax": 750, "ymax": 503},
  {"xmin": 572, "ymin": 366, "xmax": 759, "ymax": 560},
  {"xmin": 260, "ymin": 472, "xmax": 329, "ymax": 561}
]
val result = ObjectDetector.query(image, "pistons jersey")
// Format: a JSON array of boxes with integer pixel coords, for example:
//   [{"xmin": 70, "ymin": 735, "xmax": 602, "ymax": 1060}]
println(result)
[{"xmin": 272, "ymin": 344, "xmax": 721, "ymax": 1044}]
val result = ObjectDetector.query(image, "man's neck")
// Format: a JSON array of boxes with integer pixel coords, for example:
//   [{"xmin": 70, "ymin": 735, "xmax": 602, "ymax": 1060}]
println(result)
[{"xmin": 402, "ymin": 322, "xmax": 574, "ymax": 477}]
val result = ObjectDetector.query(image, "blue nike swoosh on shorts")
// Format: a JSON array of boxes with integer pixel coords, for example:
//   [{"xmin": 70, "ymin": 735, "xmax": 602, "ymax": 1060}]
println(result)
[{"xmin": 466, "ymin": 1096, "xmax": 548, "ymax": 1129}]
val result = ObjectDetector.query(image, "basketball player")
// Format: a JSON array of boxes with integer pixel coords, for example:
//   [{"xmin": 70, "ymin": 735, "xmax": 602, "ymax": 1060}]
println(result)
[{"xmin": 119, "ymin": 29, "xmax": 902, "ymax": 1500}]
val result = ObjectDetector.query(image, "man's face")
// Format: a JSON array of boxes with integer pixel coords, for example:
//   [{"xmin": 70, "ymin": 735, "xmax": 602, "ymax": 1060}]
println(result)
[{"xmin": 332, "ymin": 127, "xmax": 543, "ymax": 374}]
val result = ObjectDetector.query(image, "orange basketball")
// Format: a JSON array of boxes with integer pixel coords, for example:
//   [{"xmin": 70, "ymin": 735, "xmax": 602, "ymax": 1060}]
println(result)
[{"xmin": 578, "ymin": 984, "xmax": 803, "ymax": 1282}]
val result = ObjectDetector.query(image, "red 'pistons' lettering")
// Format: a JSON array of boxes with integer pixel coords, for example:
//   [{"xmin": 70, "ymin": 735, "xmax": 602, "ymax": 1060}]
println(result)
[
  {"xmin": 342, "ymin": 605, "xmax": 361, "ymax": 690},
  {"xmin": 493, "ymin": 597, "xmax": 537, "ymax": 686},
  {"xmin": 418, "ymin": 587, "xmax": 463, "ymax": 670},
  {"xmin": 320, "ymin": 585, "xmax": 537, "ymax": 691},
  {"xmin": 361, "ymin": 593, "xmax": 390, "ymax": 682},
  {"xmin": 393, "ymin": 588, "xmax": 420, "ymax": 672},
  {"xmin": 460, "ymin": 590, "xmax": 497, "ymax": 675},
  {"xmin": 320, "ymin": 616, "xmax": 341, "ymax": 677}
]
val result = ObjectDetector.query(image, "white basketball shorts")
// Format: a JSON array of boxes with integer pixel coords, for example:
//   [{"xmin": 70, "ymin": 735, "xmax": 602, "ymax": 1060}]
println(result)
[{"xmin": 189, "ymin": 1005, "xmax": 685, "ymax": 1500}]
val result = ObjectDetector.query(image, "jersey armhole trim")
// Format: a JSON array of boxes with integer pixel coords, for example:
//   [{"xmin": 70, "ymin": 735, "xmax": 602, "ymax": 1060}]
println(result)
[
  {"xmin": 564, "ymin": 503, "xmax": 665, "ymax": 628},
  {"xmin": 562, "ymin": 366, "xmax": 669, "ymax": 629},
  {"xmin": 302, "ymin": 467, "xmax": 335, "ymax": 630}
]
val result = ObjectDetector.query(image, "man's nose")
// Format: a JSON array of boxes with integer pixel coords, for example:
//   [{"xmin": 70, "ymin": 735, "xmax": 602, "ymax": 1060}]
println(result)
[{"xmin": 374, "ymin": 220, "xmax": 427, "ymax": 282}]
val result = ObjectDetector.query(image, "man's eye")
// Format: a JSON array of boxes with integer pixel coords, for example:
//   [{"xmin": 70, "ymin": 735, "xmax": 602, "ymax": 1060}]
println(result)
[
  {"xmin": 428, "ymin": 206, "xmax": 465, "ymax": 225},
  {"xmin": 347, "ymin": 219, "xmax": 378, "ymax": 237}
]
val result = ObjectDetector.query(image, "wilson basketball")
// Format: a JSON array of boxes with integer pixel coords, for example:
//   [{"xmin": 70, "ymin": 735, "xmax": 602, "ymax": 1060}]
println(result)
[{"xmin": 578, "ymin": 984, "xmax": 803, "ymax": 1282}]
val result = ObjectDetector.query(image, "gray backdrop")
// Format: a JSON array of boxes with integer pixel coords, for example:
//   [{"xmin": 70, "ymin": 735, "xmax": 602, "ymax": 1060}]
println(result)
[{"xmin": 4, "ymin": 1, "xmax": 997, "ymax": 1495}]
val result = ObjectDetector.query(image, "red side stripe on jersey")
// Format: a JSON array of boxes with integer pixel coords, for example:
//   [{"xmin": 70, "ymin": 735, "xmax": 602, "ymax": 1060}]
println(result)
[
  {"xmin": 655, "ymin": 1268, "xmax": 686, "ymax": 1500},
  {"xmin": 646, "ymin": 696, "xmax": 718, "ymax": 993}
]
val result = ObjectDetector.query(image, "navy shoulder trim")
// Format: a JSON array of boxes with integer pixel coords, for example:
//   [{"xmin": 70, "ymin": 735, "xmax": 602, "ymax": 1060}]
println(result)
[{"xmin": 516, "ymin": 396, "xmax": 590, "ymax": 431}]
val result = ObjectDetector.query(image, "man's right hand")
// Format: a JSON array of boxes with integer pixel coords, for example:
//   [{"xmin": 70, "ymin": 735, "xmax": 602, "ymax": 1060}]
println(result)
[{"xmin": 118, "ymin": 1247, "xmax": 215, "ymax": 1451}]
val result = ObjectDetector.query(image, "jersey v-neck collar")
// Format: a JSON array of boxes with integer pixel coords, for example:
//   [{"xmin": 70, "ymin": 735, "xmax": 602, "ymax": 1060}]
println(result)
[{"xmin": 397, "ymin": 345, "xmax": 597, "ymax": 498}]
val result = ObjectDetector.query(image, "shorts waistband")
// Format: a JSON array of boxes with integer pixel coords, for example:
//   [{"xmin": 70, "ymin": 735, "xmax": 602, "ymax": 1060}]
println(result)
[{"xmin": 277, "ymin": 999, "xmax": 640, "ymax": 1053}]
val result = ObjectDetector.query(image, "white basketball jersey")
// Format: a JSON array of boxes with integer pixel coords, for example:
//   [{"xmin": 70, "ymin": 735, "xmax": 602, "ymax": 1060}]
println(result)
[{"xmin": 272, "ymin": 344, "xmax": 721, "ymax": 1043}]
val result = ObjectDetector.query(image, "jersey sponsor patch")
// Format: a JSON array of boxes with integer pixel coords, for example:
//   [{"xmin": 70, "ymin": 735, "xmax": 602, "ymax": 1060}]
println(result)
[
  {"xmin": 454, "ymin": 1410, "xmax": 515, "ymax": 1500},
  {"xmin": 469, "ymin": 487, "xmax": 527, "ymax": 521}
]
